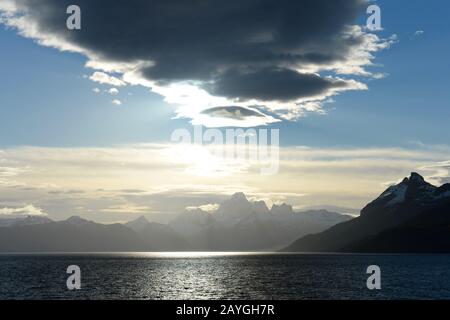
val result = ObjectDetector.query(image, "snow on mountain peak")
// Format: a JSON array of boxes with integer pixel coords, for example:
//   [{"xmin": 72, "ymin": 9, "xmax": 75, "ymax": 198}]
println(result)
[
  {"xmin": 386, "ymin": 183, "xmax": 408, "ymax": 206},
  {"xmin": 363, "ymin": 173, "xmax": 448, "ymax": 217}
]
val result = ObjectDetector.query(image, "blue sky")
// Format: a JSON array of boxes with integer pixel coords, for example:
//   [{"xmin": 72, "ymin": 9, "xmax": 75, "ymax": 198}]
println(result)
[
  {"xmin": 0, "ymin": 28, "xmax": 180, "ymax": 146},
  {"xmin": 0, "ymin": 0, "xmax": 449, "ymax": 149}
]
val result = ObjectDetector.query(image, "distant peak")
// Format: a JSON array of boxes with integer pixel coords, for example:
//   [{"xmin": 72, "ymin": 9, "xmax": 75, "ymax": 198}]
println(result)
[
  {"xmin": 251, "ymin": 200, "xmax": 269, "ymax": 214},
  {"xmin": 126, "ymin": 215, "xmax": 150, "ymax": 226},
  {"xmin": 271, "ymin": 203, "xmax": 294, "ymax": 215},
  {"xmin": 134, "ymin": 215, "xmax": 149, "ymax": 223},
  {"xmin": 64, "ymin": 216, "xmax": 91, "ymax": 225},
  {"xmin": 66, "ymin": 215, "xmax": 87, "ymax": 222},
  {"xmin": 231, "ymin": 192, "xmax": 248, "ymax": 201}
]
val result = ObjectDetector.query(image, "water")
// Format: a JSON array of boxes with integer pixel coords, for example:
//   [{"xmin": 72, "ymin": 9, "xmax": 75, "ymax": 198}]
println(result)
[{"xmin": 1, "ymin": 252, "xmax": 449, "ymax": 299}]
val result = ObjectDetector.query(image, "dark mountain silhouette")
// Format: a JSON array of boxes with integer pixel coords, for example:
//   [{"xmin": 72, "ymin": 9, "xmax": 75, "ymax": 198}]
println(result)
[
  {"xmin": 0, "ymin": 193, "xmax": 350, "ymax": 252},
  {"xmin": 0, "ymin": 216, "xmax": 146, "ymax": 252},
  {"xmin": 344, "ymin": 197, "xmax": 450, "ymax": 253},
  {"xmin": 283, "ymin": 173, "xmax": 450, "ymax": 253}
]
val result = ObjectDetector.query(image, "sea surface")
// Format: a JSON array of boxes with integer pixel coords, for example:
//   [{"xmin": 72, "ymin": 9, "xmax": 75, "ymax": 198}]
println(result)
[{"xmin": 1, "ymin": 252, "xmax": 450, "ymax": 299}]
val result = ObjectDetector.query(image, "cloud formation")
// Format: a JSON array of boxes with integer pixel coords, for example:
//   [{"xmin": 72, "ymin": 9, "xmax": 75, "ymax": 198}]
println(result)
[
  {"xmin": 0, "ymin": 0, "xmax": 394, "ymax": 126},
  {"xmin": 111, "ymin": 99, "xmax": 122, "ymax": 106},
  {"xmin": 108, "ymin": 88, "xmax": 119, "ymax": 95},
  {"xmin": 1, "ymin": 144, "xmax": 449, "ymax": 223},
  {"xmin": 205, "ymin": 68, "xmax": 364, "ymax": 102},
  {"xmin": 197, "ymin": 106, "xmax": 279, "ymax": 127},
  {"xmin": 0, "ymin": 204, "xmax": 47, "ymax": 217},
  {"xmin": 419, "ymin": 160, "xmax": 450, "ymax": 185},
  {"xmin": 90, "ymin": 72, "xmax": 126, "ymax": 87}
]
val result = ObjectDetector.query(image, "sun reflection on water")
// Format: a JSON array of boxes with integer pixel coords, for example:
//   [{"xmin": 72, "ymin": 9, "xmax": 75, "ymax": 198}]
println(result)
[{"xmin": 127, "ymin": 251, "xmax": 278, "ymax": 258}]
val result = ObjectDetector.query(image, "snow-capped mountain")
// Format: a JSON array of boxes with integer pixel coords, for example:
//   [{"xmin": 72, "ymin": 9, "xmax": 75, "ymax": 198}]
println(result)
[
  {"xmin": 214, "ymin": 192, "xmax": 254, "ymax": 225},
  {"xmin": 168, "ymin": 192, "xmax": 351, "ymax": 250},
  {"xmin": 361, "ymin": 172, "xmax": 450, "ymax": 218},
  {"xmin": 284, "ymin": 173, "xmax": 450, "ymax": 253}
]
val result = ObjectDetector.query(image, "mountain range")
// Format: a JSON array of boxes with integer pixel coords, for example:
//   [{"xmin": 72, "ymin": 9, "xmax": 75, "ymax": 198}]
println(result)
[
  {"xmin": 4, "ymin": 172, "xmax": 447, "ymax": 253},
  {"xmin": 283, "ymin": 173, "xmax": 450, "ymax": 253},
  {"xmin": 0, "ymin": 192, "xmax": 350, "ymax": 252}
]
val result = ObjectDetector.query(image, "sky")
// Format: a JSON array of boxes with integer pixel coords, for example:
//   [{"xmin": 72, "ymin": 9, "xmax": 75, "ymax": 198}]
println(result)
[{"xmin": 0, "ymin": 0, "xmax": 450, "ymax": 223}]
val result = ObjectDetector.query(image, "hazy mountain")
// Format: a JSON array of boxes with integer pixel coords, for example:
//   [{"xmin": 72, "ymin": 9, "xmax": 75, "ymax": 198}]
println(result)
[
  {"xmin": 271, "ymin": 203, "xmax": 294, "ymax": 219},
  {"xmin": 168, "ymin": 193, "xmax": 351, "ymax": 250},
  {"xmin": 169, "ymin": 208, "xmax": 217, "ymax": 236},
  {"xmin": 253, "ymin": 200, "xmax": 271, "ymax": 215},
  {"xmin": 0, "ymin": 218, "xmax": 19, "ymax": 227},
  {"xmin": 128, "ymin": 216, "xmax": 191, "ymax": 251},
  {"xmin": 0, "ymin": 215, "xmax": 53, "ymax": 227},
  {"xmin": 214, "ymin": 192, "xmax": 254, "ymax": 225},
  {"xmin": 299, "ymin": 205, "xmax": 360, "ymax": 216},
  {"xmin": 291, "ymin": 209, "xmax": 353, "ymax": 230},
  {"xmin": 0, "ymin": 216, "xmax": 146, "ymax": 252},
  {"xmin": 125, "ymin": 215, "xmax": 151, "ymax": 233},
  {"xmin": 60, "ymin": 215, "xmax": 93, "ymax": 226},
  {"xmin": 14, "ymin": 215, "xmax": 53, "ymax": 226},
  {"xmin": 0, "ymin": 193, "xmax": 351, "ymax": 252},
  {"xmin": 283, "ymin": 173, "xmax": 450, "ymax": 253}
]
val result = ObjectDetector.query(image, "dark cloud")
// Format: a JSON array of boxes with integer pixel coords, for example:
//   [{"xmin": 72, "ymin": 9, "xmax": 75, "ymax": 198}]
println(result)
[
  {"xmin": 2, "ymin": 0, "xmax": 394, "ymax": 125},
  {"xmin": 201, "ymin": 106, "xmax": 266, "ymax": 120},
  {"xmin": 6, "ymin": 0, "xmax": 369, "ymax": 101},
  {"xmin": 205, "ymin": 68, "xmax": 351, "ymax": 101}
]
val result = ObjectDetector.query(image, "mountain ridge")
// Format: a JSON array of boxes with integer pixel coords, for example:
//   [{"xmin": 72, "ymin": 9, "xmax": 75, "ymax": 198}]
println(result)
[
  {"xmin": 283, "ymin": 173, "xmax": 450, "ymax": 253},
  {"xmin": 0, "ymin": 193, "xmax": 350, "ymax": 252}
]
